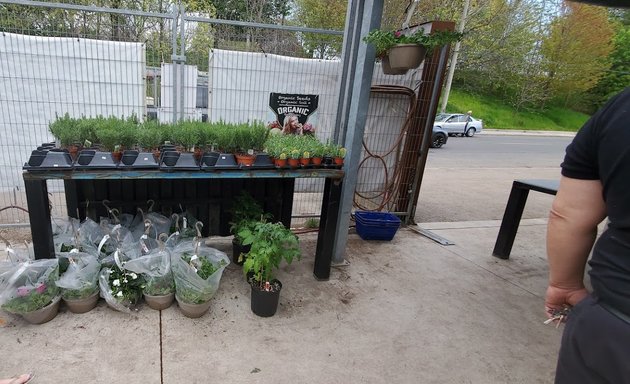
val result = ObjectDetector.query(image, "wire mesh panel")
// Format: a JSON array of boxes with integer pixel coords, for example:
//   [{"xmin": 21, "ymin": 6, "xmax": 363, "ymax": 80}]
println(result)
[
  {"xmin": 0, "ymin": 1, "xmax": 175, "ymax": 225},
  {"xmin": 183, "ymin": 19, "xmax": 344, "ymax": 226}
]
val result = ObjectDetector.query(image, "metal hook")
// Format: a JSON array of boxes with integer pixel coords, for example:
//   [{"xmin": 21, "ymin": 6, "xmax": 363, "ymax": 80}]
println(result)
[
  {"xmin": 171, "ymin": 213, "xmax": 180, "ymax": 231},
  {"xmin": 147, "ymin": 199, "xmax": 155, "ymax": 212},
  {"xmin": 103, "ymin": 199, "xmax": 113, "ymax": 213},
  {"xmin": 195, "ymin": 221, "xmax": 203, "ymax": 238},
  {"xmin": 144, "ymin": 219, "xmax": 153, "ymax": 235},
  {"xmin": 137, "ymin": 207, "xmax": 146, "ymax": 222},
  {"xmin": 110, "ymin": 208, "xmax": 121, "ymax": 224}
]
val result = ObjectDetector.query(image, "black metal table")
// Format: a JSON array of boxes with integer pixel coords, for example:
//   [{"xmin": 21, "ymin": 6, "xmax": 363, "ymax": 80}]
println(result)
[
  {"xmin": 23, "ymin": 168, "xmax": 344, "ymax": 280},
  {"xmin": 492, "ymin": 179, "xmax": 559, "ymax": 260}
]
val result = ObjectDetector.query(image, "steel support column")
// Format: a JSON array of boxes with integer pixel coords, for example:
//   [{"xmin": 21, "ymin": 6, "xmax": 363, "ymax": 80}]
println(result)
[{"xmin": 331, "ymin": 0, "xmax": 384, "ymax": 264}]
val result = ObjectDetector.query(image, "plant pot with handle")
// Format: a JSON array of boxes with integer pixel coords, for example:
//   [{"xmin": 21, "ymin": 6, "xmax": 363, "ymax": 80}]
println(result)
[
  {"xmin": 381, "ymin": 56, "xmax": 409, "ymax": 75},
  {"xmin": 63, "ymin": 290, "xmax": 99, "ymax": 314}
]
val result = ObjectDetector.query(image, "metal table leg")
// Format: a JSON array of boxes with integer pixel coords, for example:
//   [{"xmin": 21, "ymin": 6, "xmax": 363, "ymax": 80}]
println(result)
[
  {"xmin": 314, "ymin": 178, "xmax": 343, "ymax": 280},
  {"xmin": 492, "ymin": 182, "xmax": 530, "ymax": 260},
  {"xmin": 24, "ymin": 179, "xmax": 55, "ymax": 259}
]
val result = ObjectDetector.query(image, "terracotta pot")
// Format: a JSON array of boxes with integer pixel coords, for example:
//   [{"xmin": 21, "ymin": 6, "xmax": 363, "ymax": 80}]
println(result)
[
  {"xmin": 299, "ymin": 158, "xmax": 310, "ymax": 166},
  {"xmin": 176, "ymin": 295, "xmax": 212, "ymax": 318},
  {"xmin": 152, "ymin": 149, "xmax": 161, "ymax": 161},
  {"xmin": 63, "ymin": 291, "xmax": 99, "ymax": 314},
  {"xmin": 275, "ymin": 158, "xmax": 287, "ymax": 168},
  {"xmin": 333, "ymin": 157, "xmax": 344, "ymax": 166},
  {"xmin": 144, "ymin": 292, "xmax": 175, "ymax": 310},
  {"xmin": 194, "ymin": 148, "xmax": 203, "ymax": 161},
  {"xmin": 21, "ymin": 296, "xmax": 61, "ymax": 324},
  {"xmin": 387, "ymin": 44, "xmax": 427, "ymax": 70},
  {"xmin": 235, "ymin": 153, "xmax": 256, "ymax": 167},
  {"xmin": 288, "ymin": 158, "xmax": 299, "ymax": 168},
  {"xmin": 311, "ymin": 157, "xmax": 322, "ymax": 166},
  {"xmin": 112, "ymin": 151, "xmax": 122, "ymax": 163}
]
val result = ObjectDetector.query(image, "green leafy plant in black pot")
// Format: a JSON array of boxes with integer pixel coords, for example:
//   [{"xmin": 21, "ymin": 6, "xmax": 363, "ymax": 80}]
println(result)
[
  {"xmin": 238, "ymin": 221, "xmax": 301, "ymax": 317},
  {"xmin": 228, "ymin": 191, "xmax": 272, "ymax": 266}
]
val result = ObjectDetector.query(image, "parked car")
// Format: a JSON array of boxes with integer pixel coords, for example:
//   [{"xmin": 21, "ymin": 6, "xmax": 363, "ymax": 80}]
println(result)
[
  {"xmin": 430, "ymin": 126, "xmax": 448, "ymax": 148},
  {"xmin": 433, "ymin": 113, "xmax": 483, "ymax": 137}
]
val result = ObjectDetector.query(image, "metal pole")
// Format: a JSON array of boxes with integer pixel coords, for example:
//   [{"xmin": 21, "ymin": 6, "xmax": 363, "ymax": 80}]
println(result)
[
  {"xmin": 332, "ymin": 0, "xmax": 384, "ymax": 264},
  {"xmin": 332, "ymin": 0, "xmax": 359, "ymax": 143},
  {"xmin": 179, "ymin": 3, "xmax": 186, "ymax": 121},
  {"xmin": 440, "ymin": 0, "xmax": 470, "ymax": 113},
  {"xmin": 171, "ymin": 8, "xmax": 178, "ymax": 124}
]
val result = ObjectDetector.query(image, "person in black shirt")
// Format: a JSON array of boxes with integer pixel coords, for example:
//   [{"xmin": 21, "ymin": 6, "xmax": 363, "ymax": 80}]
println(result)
[{"xmin": 547, "ymin": 87, "xmax": 630, "ymax": 383}]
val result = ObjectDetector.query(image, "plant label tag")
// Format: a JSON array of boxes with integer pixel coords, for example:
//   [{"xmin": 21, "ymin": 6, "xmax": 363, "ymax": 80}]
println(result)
[
  {"xmin": 53, "ymin": 164, "xmax": 58, "ymax": 167},
  {"xmin": 183, "ymin": 218, "xmax": 187, "ymax": 229},
  {"xmin": 143, "ymin": 157, "xmax": 149, "ymax": 161},
  {"xmin": 247, "ymin": 149, "xmax": 254, "ymax": 155},
  {"xmin": 101, "ymin": 156, "xmax": 106, "ymax": 160},
  {"xmin": 140, "ymin": 240, "xmax": 149, "ymax": 254},
  {"xmin": 141, "ymin": 234, "xmax": 148, "ymax": 240}
]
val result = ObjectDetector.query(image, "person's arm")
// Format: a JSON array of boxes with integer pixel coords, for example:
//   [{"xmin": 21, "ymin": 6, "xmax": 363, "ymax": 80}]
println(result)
[{"xmin": 545, "ymin": 176, "xmax": 607, "ymax": 315}]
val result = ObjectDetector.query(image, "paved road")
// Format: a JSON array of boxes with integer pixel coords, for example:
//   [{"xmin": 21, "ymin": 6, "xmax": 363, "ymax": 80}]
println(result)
[{"xmin": 414, "ymin": 133, "xmax": 574, "ymax": 223}]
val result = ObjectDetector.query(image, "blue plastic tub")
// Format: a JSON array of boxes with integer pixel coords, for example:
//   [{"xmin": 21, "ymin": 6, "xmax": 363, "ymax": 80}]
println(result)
[{"xmin": 354, "ymin": 211, "xmax": 401, "ymax": 241}]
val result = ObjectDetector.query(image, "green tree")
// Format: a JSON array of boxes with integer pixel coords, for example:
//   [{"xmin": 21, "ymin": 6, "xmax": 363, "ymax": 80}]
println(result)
[
  {"xmin": 540, "ymin": 2, "xmax": 615, "ymax": 108},
  {"xmin": 294, "ymin": 0, "xmax": 346, "ymax": 58},
  {"xmin": 587, "ymin": 10, "xmax": 630, "ymax": 111}
]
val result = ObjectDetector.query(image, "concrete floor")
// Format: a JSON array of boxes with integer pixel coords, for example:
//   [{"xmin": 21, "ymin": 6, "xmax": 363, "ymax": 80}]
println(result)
[
  {"xmin": 0, "ymin": 131, "xmax": 568, "ymax": 383},
  {"xmin": 0, "ymin": 221, "xmax": 560, "ymax": 383}
]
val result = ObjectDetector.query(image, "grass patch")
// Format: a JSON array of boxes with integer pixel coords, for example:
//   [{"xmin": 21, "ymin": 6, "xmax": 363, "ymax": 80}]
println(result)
[{"xmin": 444, "ymin": 89, "xmax": 590, "ymax": 131}]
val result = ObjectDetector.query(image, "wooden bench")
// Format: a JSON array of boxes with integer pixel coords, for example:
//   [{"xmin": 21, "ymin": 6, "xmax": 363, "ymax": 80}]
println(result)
[{"xmin": 492, "ymin": 179, "xmax": 559, "ymax": 260}]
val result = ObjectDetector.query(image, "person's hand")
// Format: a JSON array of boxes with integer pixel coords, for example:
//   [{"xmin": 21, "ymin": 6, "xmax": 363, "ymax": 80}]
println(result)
[
  {"xmin": 0, "ymin": 373, "xmax": 33, "ymax": 384},
  {"xmin": 545, "ymin": 284, "xmax": 588, "ymax": 318}
]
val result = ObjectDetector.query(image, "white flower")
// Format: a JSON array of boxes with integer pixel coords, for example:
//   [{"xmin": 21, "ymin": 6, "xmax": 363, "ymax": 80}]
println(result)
[
  {"xmin": 123, "ymin": 278, "xmax": 128, "ymax": 283},
  {"xmin": 112, "ymin": 279, "xmax": 120, "ymax": 287},
  {"xmin": 130, "ymin": 273, "xmax": 138, "ymax": 280},
  {"xmin": 116, "ymin": 291, "xmax": 123, "ymax": 297}
]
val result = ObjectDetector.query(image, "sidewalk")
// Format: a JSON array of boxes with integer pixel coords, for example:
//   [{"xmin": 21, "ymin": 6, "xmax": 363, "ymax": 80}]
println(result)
[
  {"xmin": 483, "ymin": 128, "xmax": 576, "ymax": 137},
  {"xmin": 0, "ymin": 218, "xmax": 559, "ymax": 383}
]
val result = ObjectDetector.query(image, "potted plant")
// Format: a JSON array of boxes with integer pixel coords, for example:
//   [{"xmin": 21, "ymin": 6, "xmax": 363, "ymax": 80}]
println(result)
[
  {"xmin": 56, "ymin": 253, "xmax": 100, "ymax": 314},
  {"xmin": 124, "ymin": 247, "xmax": 175, "ymax": 310},
  {"xmin": 228, "ymin": 191, "xmax": 271, "ymax": 266},
  {"xmin": 171, "ymin": 243, "xmax": 229, "ymax": 318},
  {"xmin": 49, "ymin": 114, "xmax": 80, "ymax": 158},
  {"xmin": 0, "ymin": 259, "xmax": 61, "ymax": 324},
  {"xmin": 288, "ymin": 149, "xmax": 300, "ymax": 168},
  {"xmin": 363, "ymin": 28, "xmax": 463, "ymax": 75},
  {"xmin": 300, "ymin": 151, "xmax": 311, "ymax": 167},
  {"xmin": 97, "ymin": 129, "xmax": 123, "ymax": 163},
  {"xmin": 137, "ymin": 123, "xmax": 163, "ymax": 160},
  {"xmin": 310, "ymin": 140, "xmax": 324, "ymax": 167},
  {"xmin": 99, "ymin": 263, "xmax": 145, "ymax": 312},
  {"xmin": 333, "ymin": 146, "xmax": 347, "ymax": 167},
  {"xmin": 239, "ymin": 221, "xmax": 301, "ymax": 317},
  {"xmin": 233, "ymin": 122, "xmax": 269, "ymax": 166}
]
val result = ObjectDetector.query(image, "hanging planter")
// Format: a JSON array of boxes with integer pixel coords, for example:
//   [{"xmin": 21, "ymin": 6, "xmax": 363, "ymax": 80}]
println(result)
[
  {"xmin": 387, "ymin": 44, "xmax": 427, "ymax": 71},
  {"xmin": 364, "ymin": 28, "xmax": 463, "ymax": 76}
]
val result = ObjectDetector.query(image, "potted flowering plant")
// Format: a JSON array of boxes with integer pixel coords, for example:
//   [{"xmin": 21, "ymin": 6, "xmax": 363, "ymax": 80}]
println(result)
[
  {"xmin": 124, "ymin": 247, "xmax": 175, "ymax": 311},
  {"xmin": 99, "ymin": 262, "xmax": 145, "ymax": 313},
  {"xmin": 0, "ymin": 259, "xmax": 61, "ymax": 324},
  {"xmin": 363, "ymin": 28, "xmax": 462, "ymax": 75}
]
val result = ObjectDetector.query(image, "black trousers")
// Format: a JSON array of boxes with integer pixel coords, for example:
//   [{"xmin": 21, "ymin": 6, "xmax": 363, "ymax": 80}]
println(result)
[{"xmin": 555, "ymin": 295, "xmax": 630, "ymax": 383}]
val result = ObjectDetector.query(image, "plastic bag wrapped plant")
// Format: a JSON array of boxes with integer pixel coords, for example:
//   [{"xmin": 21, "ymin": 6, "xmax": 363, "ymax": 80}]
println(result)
[
  {"xmin": 171, "ymin": 238, "xmax": 229, "ymax": 305},
  {"xmin": 124, "ymin": 240, "xmax": 174, "ymax": 297},
  {"xmin": 0, "ymin": 259, "xmax": 60, "ymax": 315},
  {"xmin": 55, "ymin": 253, "xmax": 100, "ymax": 300},
  {"xmin": 98, "ymin": 249, "xmax": 145, "ymax": 313}
]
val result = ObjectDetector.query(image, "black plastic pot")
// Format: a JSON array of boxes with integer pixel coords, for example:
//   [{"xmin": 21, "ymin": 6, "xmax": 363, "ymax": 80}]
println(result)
[
  {"xmin": 250, "ymin": 279, "xmax": 282, "ymax": 317},
  {"xmin": 231, "ymin": 237, "xmax": 251, "ymax": 266},
  {"xmin": 252, "ymin": 153, "xmax": 274, "ymax": 169},
  {"xmin": 200, "ymin": 151, "xmax": 220, "ymax": 170}
]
